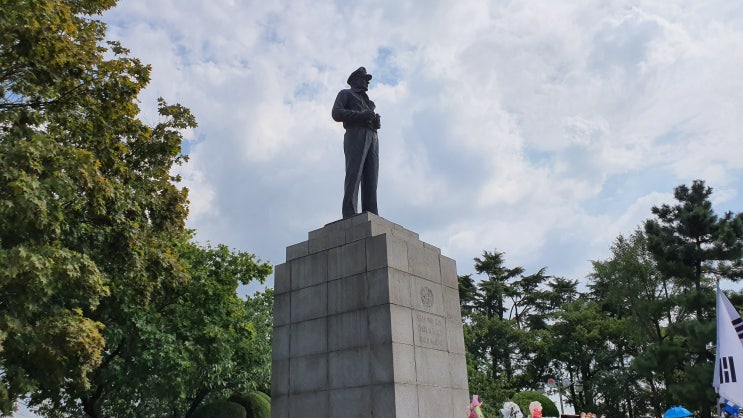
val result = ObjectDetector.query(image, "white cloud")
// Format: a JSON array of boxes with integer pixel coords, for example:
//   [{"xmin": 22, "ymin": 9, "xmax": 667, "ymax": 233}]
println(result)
[{"xmin": 101, "ymin": 0, "xmax": 743, "ymax": 283}]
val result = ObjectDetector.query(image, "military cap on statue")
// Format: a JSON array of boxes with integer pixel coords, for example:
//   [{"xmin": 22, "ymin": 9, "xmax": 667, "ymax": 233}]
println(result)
[{"xmin": 347, "ymin": 67, "xmax": 373, "ymax": 84}]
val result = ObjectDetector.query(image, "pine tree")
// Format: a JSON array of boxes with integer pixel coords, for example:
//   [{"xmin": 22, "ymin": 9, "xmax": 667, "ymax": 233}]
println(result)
[{"xmin": 644, "ymin": 180, "xmax": 743, "ymax": 416}]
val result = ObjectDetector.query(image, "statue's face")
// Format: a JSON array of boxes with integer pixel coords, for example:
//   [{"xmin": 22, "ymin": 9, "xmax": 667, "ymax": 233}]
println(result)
[{"xmin": 350, "ymin": 76, "xmax": 370, "ymax": 91}]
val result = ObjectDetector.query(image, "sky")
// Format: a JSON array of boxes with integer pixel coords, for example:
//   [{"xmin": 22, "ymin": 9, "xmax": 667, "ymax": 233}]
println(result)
[{"xmin": 101, "ymin": 0, "xmax": 743, "ymax": 293}]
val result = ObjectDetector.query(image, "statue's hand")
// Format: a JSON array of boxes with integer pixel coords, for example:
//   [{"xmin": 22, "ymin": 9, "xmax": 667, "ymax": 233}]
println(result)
[
  {"xmin": 373, "ymin": 113, "xmax": 381, "ymax": 130},
  {"xmin": 361, "ymin": 110, "xmax": 376, "ymax": 120}
]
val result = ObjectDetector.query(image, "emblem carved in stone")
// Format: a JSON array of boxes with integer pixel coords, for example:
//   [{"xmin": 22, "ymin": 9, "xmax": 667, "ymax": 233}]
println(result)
[{"xmin": 420, "ymin": 286, "xmax": 434, "ymax": 307}]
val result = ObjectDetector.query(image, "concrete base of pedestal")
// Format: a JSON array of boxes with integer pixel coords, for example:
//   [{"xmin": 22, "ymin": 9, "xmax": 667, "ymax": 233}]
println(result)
[{"xmin": 271, "ymin": 213, "xmax": 469, "ymax": 418}]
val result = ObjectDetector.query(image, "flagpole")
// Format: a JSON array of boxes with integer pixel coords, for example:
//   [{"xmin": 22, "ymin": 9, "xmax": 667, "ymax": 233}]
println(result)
[{"xmin": 717, "ymin": 277, "xmax": 722, "ymax": 418}]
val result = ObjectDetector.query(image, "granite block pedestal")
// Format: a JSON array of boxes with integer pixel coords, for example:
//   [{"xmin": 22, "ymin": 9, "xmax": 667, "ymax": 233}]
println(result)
[{"xmin": 272, "ymin": 213, "xmax": 469, "ymax": 418}]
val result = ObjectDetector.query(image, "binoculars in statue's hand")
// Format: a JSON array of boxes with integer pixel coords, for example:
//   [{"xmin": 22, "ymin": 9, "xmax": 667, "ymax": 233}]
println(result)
[{"xmin": 372, "ymin": 113, "xmax": 381, "ymax": 130}]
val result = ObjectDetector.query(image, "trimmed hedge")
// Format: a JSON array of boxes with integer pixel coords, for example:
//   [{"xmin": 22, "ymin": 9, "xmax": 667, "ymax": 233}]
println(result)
[
  {"xmin": 511, "ymin": 391, "xmax": 560, "ymax": 418},
  {"xmin": 191, "ymin": 400, "xmax": 247, "ymax": 418},
  {"xmin": 229, "ymin": 391, "xmax": 271, "ymax": 418}
]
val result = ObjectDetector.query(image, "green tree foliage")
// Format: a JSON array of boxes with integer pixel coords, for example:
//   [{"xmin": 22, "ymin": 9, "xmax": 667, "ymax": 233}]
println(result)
[
  {"xmin": 30, "ymin": 241, "xmax": 272, "ymax": 418},
  {"xmin": 1, "ymin": 1, "xmax": 275, "ymax": 416},
  {"xmin": 549, "ymin": 299, "xmax": 627, "ymax": 414},
  {"xmin": 48, "ymin": 242, "xmax": 272, "ymax": 418},
  {"xmin": 470, "ymin": 250, "xmax": 525, "ymax": 389},
  {"xmin": 461, "ymin": 251, "xmax": 576, "ymax": 406},
  {"xmin": 558, "ymin": 181, "xmax": 743, "ymax": 417},
  {"xmin": 587, "ymin": 229, "xmax": 670, "ymax": 417},
  {"xmin": 460, "ymin": 251, "xmax": 522, "ymax": 403},
  {"xmin": 242, "ymin": 289, "xmax": 275, "ymax": 394},
  {"xmin": 1, "ymin": 0, "xmax": 193, "ymax": 414},
  {"xmin": 642, "ymin": 180, "xmax": 743, "ymax": 417},
  {"xmin": 463, "ymin": 181, "xmax": 743, "ymax": 418}
]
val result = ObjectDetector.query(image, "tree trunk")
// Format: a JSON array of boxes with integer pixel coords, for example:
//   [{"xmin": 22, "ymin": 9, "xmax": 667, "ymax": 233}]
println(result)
[
  {"xmin": 82, "ymin": 396, "xmax": 102, "ymax": 418},
  {"xmin": 184, "ymin": 388, "xmax": 210, "ymax": 418}
]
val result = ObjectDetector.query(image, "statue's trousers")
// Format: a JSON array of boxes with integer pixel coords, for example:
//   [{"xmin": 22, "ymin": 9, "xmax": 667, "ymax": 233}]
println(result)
[{"xmin": 342, "ymin": 126, "xmax": 378, "ymax": 218}]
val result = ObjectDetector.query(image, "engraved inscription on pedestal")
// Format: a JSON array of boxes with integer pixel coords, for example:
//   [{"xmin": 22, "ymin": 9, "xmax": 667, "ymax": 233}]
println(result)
[{"xmin": 413, "ymin": 311, "xmax": 447, "ymax": 350}]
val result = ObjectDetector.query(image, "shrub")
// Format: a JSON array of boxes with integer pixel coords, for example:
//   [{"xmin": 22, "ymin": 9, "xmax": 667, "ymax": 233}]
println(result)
[
  {"xmin": 229, "ymin": 391, "xmax": 271, "ymax": 418},
  {"xmin": 191, "ymin": 400, "xmax": 247, "ymax": 418},
  {"xmin": 511, "ymin": 391, "xmax": 559, "ymax": 417}
]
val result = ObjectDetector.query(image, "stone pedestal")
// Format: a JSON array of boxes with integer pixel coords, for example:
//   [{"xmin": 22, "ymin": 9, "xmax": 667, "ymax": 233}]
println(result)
[{"xmin": 271, "ymin": 213, "xmax": 469, "ymax": 418}]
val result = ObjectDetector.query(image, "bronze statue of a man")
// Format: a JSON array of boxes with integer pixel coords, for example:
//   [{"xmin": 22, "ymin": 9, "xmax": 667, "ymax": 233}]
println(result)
[{"xmin": 332, "ymin": 67, "xmax": 381, "ymax": 219}]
